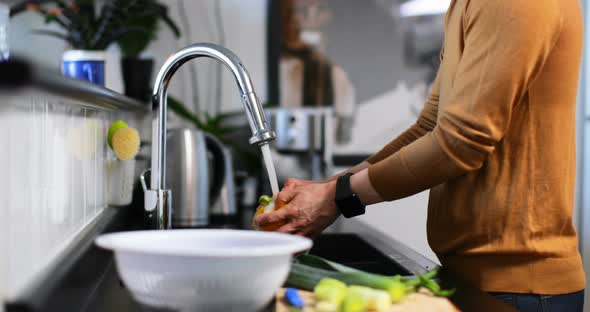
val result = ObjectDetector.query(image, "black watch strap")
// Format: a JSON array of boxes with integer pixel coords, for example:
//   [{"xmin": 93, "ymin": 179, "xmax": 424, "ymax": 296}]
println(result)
[{"xmin": 335, "ymin": 173, "xmax": 366, "ymax": 218}]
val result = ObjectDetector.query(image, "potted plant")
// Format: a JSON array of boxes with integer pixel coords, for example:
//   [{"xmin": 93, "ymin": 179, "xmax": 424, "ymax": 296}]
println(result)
[
  {"xmin": 10, "ymin": 0, "xmax": 178, "ymax": 88},
  {"xmin": 116, "ymin": 2, "xmax": 181, "ymax": 102}
]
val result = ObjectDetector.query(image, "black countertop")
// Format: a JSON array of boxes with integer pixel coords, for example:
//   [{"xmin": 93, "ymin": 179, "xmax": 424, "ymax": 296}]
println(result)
[
  {"xmin": 84, "ymin": 241, "xmax": 516, "ymax": 312},
  {"xmin": 4, "ymin": 205, "xmax": 515, "ymax": 312}
]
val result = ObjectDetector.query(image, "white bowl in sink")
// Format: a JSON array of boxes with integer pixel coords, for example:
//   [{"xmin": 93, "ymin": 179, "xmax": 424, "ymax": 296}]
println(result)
[{"xmin": 95, "ymin": 229, "xmax": 312, "ymax": 312}]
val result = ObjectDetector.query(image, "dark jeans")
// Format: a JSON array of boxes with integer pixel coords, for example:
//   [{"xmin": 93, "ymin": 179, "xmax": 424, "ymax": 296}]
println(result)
[{"xmin": 490, "ymin": 290, "xmax": 584, "ymax": 312}]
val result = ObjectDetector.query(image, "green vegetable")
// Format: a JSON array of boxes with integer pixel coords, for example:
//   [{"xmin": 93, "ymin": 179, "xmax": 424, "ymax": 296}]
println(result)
[
  {"xmin": 314, "ymin": 278, "xmax": 347, "ymax": 306},
  {"xmin": 388, "ymin": 279, "xmax": 407, "ymax": 303},
  {"xmin": 419, "ymin": 272, "xmax": 456, "ymax": 297},
  {"xmin": 347, "ymin": 286, "xmax": 391, "ymax": 312},
  {"xmin": 421, "ymin": 268, "xmax": 439, "ymax": 280},
  {"xmin": 403, "ymin": 276, "xmax": 421, "ymax": 287},
  {"xmin": 315, "ymin": 301, "xmax": 338, "ymax": 312},
  {"xmin": 288, "ymin": 254, "xmax": 456, "ymax": 305},
  {"xmin": 287, "ymin": 263, "xmax": 340, "ymax": 290},
  {"xmin": 341, "ymin": 292, "xmax": 367, "ymax": 312},
  {"xmin": 297, "ymin": 254, "xmax": 362, "ymax": 273},
  {"xmin": 336, "ymin": 272, "xmax": 407, "ymax": 302},
  {"xmin": 258, "ymin": 195, "xmax": 273, "ymax": 206},
  {"xmin": 318, "ymin": 278, "xmax": 348, "ymax": 290},
  {"xmin": 367, "ymin": 289, "xmax": 392, "ymax": 311}
]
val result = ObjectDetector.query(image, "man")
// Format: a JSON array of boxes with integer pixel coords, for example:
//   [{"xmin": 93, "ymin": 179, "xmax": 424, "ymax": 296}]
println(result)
[
  {"xmin": 279, "ymin": 0, "xmax": 356, "ymax": 144},
  {"xmin": 255, "ymin": 0, "xmax": 585, "ymax": 310}
]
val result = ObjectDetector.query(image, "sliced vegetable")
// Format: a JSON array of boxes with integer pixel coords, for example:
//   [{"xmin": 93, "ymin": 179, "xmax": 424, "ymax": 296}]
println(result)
[
  {"xmin": 387, "ymin": 279, "xmax": 407, "ymax": 303},
  {"xmin": 346, "ymin": 285, "xmax": 373, "ymax": 298},
  {"xmin": 318, "ymin": 278, "xmax": 348, "ymax": 290},
  {"xmin": 347, "ymin": 286, "xmax": 391, "ymax": 312},
  {"xmin": 341, "ymin": 292, "xmax": 367, "ymax": 312},
  {"xmin": 335, "ymin": 271, "xmax": 407, "ymax": 303},
  {"xmin": 314, "ymin": 278, "xmax": 347, "ymax": 306},
  {"xmin": 315, "ymin": 301, "xmax": 338, "ymax": 312},
  {"xmin": 368, "ymin": 289, "xmax": 392, "ymax": 311}
]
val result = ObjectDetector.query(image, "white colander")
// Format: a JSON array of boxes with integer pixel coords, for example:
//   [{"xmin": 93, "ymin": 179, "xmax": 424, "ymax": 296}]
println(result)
[{"xmin": 95, "ymin": 229, "xmax": 312, "ymax": 312}]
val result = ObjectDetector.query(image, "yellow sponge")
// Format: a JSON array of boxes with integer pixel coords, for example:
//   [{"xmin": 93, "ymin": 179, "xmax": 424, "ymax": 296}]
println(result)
[{"xmin": 112, "ymin": 127, "xmax": 140, "ymax": 160}]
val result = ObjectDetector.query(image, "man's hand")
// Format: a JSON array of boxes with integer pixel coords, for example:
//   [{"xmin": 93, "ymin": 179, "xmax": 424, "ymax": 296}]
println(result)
[
  {"xmin": 283, "ymin": 178, "xmax": 316, "ymax": 190},
  {"xmin": 254, "ymin": 180, "xmax": 340, "ymax": 238}
]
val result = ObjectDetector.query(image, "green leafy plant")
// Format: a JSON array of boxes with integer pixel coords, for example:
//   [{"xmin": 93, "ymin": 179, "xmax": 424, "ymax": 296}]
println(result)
[
  {"xmin": 117, "ymin": 15, "xmax": 158, "ymax": 58},
  {"xmin": 168, "ymin": 96, "xmax": 242, "ymax": 135},
  {"xmin": 116, "ymin": 2, "xmax": 181, "ymax": 58},
  {"xmin": 10, "ymin": 0, "xmax": 180, "ymax": 51}
]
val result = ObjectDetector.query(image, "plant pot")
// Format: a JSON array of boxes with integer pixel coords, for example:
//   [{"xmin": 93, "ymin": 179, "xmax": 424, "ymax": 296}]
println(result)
[
  {"xmin": 121, "ymin": 58, "xmax": 154, "ymax": 103},
  {"xmin": 62, "ymin": 50, "xmax": 107, "ymax": 86}
]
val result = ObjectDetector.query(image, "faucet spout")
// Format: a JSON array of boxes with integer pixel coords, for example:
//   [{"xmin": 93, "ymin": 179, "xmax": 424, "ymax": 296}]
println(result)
[{"xmin": 146, "ymin": 43, "xmax": 276, "ymax": 229}]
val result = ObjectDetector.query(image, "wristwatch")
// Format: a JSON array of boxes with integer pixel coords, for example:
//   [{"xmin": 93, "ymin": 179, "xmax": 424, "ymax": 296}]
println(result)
[{"xmin": 335, "ymin": 173, "xmax": 366, "ymax": 218}]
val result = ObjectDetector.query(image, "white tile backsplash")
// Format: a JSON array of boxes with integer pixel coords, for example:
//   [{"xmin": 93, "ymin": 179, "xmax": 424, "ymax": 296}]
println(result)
[{"xmin": 0, "ymin": 92, "xmax": 133, "ymax": 301}]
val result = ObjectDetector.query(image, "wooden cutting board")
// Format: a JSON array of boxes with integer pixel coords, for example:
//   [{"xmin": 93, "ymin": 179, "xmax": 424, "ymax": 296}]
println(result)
[{"xmin": 275, "ymin": 288, "xmax": 460, "ymax": 312}]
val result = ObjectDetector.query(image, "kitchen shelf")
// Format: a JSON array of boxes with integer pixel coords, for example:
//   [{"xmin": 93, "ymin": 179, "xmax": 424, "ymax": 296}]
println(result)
[{"xmin": 0, "ymin": 58, "xmax": 150, "ymax": 114}]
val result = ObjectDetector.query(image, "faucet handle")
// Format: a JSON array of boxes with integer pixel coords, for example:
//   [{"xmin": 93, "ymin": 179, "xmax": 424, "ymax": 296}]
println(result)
[
  {"xmin": 140, "ymin": 167, "xmax": 172, "ymax": 229},
  {"xmin": 140, "ymin": 167, "xmax": 158, "ymax": 214},
  {"xmin": 140, "ymin": 168, "xmax": 151, "ymax": 192}
]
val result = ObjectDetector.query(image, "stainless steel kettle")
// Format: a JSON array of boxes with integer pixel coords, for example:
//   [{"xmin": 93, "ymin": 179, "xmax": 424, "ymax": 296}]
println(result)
[{"xmin": 165, "ymin": 128, "xmax": 234, "ymax": 227}]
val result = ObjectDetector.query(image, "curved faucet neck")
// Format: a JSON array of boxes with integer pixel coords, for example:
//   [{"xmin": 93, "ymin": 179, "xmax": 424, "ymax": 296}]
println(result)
[
  {"xmin": 153, "ymin": 43, "xmax": 257, "ymax": 100},
  {"xmin": 147, "ymin": 43, "xmax": 275, "ymax": 229}
]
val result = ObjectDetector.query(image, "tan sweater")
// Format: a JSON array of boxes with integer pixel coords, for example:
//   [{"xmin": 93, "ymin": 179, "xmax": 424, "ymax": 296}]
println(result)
[{"xmin": 367, "ymin": 0, "xmax": 585, "ymax": 294}]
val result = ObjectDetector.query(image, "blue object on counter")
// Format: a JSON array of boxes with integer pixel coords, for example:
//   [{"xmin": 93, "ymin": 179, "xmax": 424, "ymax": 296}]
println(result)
[
  {"xmin": 285, "ymin": 288, "xmax": 305, "ymax": 308},
  {"xmin": 62, "ymin": 50, "xmax": 106, "ymax": 86},
  {"xmin": 63, "ymin": 60, "xmax": 105, "ymax": 85}
]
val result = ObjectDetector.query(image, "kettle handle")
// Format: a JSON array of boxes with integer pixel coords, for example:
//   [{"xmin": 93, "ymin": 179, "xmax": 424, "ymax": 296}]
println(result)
[{"xmin": 204, "ymin": 133, "xmax": 227, "ymax": 205}]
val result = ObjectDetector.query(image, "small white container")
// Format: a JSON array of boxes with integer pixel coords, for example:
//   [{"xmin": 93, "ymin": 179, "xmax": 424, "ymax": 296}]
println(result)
[
  {"xmin": 95, "ymin": 229, "xmax": 312, "ymax": 312},
  {"xmin": 106, "ymin": 159, "xmax": 136, "ymax": 206}
]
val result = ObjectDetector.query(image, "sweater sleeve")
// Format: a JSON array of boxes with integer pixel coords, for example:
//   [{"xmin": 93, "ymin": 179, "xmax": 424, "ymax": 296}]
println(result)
[
  {"xmin": 366, "ymin": 70, "xmax": 441, "ymax": 164},
  {"xmin": 368, "ymin": 0, "xmax": 563, "ymax": 201}
]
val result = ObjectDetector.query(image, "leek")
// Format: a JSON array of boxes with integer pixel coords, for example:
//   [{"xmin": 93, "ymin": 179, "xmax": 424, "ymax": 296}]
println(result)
[
  {"xmin": 341, "ymin": 292, "xmax": 367, "ymax": 312},
  {"xmin": 314, "ymin": 278, "xmax": 347, "ymax": 306}
]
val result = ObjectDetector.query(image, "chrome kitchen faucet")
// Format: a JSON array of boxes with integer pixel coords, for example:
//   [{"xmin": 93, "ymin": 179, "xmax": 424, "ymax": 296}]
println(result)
[{"xmin": 142, "ymin": 43, "xmax": 276, "ymax": 229}]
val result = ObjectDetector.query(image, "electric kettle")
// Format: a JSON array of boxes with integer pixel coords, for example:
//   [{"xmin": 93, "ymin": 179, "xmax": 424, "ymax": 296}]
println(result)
[{"xmin": 165, "ymin": 128, "xmax": 235, "ymax": 227}]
